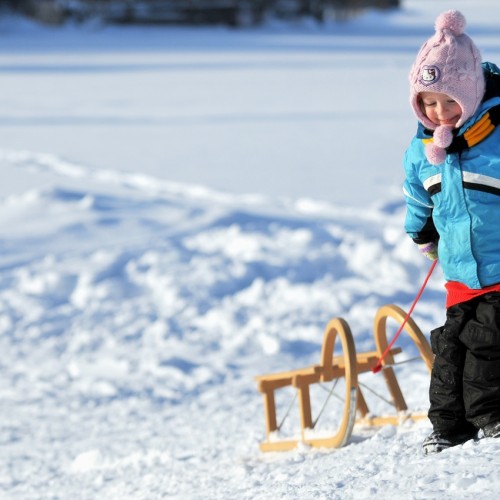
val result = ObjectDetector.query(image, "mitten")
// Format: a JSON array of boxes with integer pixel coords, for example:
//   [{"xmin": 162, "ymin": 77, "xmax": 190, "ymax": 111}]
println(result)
[{"xmin": 417, "ymin": 242, "xmax": 438, "ymax": 261}]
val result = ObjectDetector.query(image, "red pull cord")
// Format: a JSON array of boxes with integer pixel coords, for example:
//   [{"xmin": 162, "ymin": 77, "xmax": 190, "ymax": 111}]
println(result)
[{"xmin": 372, "ymin": 259, "xmax": 438, "ymax": 374}]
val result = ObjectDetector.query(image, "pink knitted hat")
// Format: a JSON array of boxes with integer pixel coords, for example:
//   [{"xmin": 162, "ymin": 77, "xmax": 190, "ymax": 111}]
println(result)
[{"xmin": 409, "ymin": 10, "xmax": 485, "ymax": 164}]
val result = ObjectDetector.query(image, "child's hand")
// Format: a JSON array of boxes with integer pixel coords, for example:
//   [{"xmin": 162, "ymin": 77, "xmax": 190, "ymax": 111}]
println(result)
[{"xmin": 417, "ymin": 242, "xmax": 438, "ymax": 261}]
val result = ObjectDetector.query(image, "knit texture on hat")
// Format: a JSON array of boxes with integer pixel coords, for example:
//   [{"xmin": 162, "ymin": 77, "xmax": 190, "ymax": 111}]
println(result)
[{"xmin": 408, "ymin": 10, "xmax": 485, "ymax": 164}]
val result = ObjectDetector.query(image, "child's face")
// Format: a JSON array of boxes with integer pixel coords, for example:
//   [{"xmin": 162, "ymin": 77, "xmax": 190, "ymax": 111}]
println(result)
[{"xmin": 419, "ymin": 91, "xmax": 462, "ymax": 128}]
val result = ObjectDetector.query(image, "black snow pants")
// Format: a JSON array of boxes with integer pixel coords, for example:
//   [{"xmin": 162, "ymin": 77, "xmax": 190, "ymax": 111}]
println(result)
[{"xmin": 429, "ymin": 292, "xmax": 500, "ymax": 433}]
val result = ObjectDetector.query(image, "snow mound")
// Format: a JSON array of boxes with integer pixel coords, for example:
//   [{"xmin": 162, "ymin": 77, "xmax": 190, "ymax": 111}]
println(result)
[{"xmin": 0, "ymin": 150, "xmax": 468, "ymax": 499}]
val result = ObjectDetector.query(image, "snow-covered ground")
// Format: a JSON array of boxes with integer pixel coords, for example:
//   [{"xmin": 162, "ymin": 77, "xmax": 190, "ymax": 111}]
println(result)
[{"xmin": 1, "ymin": 1, "xmax": 500, "ymax": 498}]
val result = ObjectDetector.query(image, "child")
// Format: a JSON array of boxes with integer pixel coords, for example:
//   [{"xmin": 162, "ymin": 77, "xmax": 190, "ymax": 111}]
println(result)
[{"xmin": 403, "ymin": 10, "xmax": 500, "ymax": 455}]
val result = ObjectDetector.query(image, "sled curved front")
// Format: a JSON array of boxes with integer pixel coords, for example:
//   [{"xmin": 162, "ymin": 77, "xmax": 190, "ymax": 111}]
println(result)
[
  {"xmin": 255, "ymin": 317, "xmax": 358, "ymax": 452},
  {"xmin": 304, "ymin": 317, "xmax": 358, "ymax": 449},
  {"xmin": 374, "ymin": 304, "xmax": 433, "ymax": 373},
  {"xmin": 354, "ymin": 304, "xmax": 433, "ymax": 425}
]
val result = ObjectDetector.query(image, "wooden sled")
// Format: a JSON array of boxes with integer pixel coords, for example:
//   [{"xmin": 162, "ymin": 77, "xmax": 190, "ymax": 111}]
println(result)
[{"xmin": 255, "ymin": 304, "xmax": 434, "ymax": 452}]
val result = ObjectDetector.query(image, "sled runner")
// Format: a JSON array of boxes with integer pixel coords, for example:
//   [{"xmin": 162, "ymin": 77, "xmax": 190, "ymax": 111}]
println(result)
[{"xmin": 255, "ymin": 304, "xmax": 433, "ymax": 452}]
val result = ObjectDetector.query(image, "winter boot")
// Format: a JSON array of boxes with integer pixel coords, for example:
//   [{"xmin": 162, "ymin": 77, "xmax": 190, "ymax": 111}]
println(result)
[
  {"xmin": 483, "ymin": 421, "xmax": 500, "ymax": 438},
  {"xmin": 422, "ymin": 429, "xmax": 477, "ymax": 455}
]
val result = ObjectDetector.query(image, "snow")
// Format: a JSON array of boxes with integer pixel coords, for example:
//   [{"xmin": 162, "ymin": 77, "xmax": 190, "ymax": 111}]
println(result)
[{"xmin": 1, "ymin": 0, "xmax": 500, "ymax": 498}]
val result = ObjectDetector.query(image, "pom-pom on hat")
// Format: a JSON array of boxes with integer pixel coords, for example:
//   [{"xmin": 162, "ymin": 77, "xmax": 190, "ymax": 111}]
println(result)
[{"xmin": 409, "ymin": 10, "xmax": 485, "ymax": 132}]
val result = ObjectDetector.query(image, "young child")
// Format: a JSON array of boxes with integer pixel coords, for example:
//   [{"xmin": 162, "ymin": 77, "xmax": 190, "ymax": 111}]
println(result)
[{"xmin": 403, "ymin": 10, "xmax": 500, "ymax": 455}]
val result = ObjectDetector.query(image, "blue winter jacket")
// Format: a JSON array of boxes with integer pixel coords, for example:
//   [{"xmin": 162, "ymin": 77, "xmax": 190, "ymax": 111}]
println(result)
[{"xmin": 403, "ymin": 63, "xmax": 500, "ymax": 289}]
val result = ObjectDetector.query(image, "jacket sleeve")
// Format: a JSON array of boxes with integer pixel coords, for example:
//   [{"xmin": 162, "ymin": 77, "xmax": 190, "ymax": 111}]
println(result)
[{"xmin": 402, "ymin": 150, "xmax": 439, "ymax": 244}]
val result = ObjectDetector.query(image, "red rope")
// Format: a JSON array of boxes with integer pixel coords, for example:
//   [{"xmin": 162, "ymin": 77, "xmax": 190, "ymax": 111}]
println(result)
[{"xmin": 372, "ymin": 259, "xmax": 438, "ymax": 374}]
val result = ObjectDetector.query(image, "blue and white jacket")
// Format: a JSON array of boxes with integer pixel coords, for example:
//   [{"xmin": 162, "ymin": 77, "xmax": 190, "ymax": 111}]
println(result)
[{"xmin": 403, "ymin": 63, "xmax": 500, "ymax": 289}]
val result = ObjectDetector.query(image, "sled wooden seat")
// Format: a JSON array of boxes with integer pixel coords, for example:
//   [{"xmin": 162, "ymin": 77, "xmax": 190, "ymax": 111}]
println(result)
[
  {"xmin": 255, "ymin": 348, "xmax": 401, "ymax": 390},
  {"xmin": 256, "ymin": 304, "xmax": 434, "ymax": 452}
]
